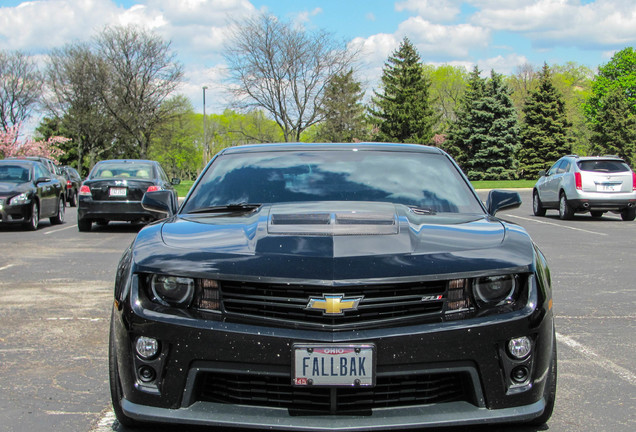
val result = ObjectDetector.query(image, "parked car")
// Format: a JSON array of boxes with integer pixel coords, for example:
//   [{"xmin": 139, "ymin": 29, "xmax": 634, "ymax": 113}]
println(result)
[
  {"xmin": 7, "ymin": 156, "xmax": 68, "ymax": 203},
  {"xmin": 78, "ymin": 159, "xmax": 179, "ymax": 232},
  {"xmin": 109, "ymin": 143, "xmax": 556, "ymax": 430},
  {"xmin": 0, "ymin": 159, "xmax": 65, "ymax": 230},
  {"xmin": 60, "ymin": 166, "xmax": 82, "ymax": 207},
  {"xmin": 533, "ymin": 154, "xmax": 636, "ymax": 221}
]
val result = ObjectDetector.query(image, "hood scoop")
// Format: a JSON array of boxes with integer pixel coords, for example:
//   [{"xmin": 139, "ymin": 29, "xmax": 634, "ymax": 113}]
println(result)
[{"xmin": 268, "ymin": 202, "xmax": 398, "ymax": 236}]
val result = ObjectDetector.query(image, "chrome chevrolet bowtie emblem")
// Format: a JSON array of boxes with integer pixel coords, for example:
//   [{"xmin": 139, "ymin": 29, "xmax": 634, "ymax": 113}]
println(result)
[{"xmin": 306, "ymin": 294, "xmax": 363, "ymax": 316}]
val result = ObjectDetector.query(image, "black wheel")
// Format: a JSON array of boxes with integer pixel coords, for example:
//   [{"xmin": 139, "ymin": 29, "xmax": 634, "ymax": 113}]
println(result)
[
  {"xmin": 68, "ymin": 189, "xmax": 77, "ymax": 207},
  {"xmin": 621, "ymin": 207, "xmax": 636, "ymax": 221},
  {"xmin": 109, "ymin": 313, "xmax": 141, "ymax": 428},
  {"xmin": 24, "ymin": 201, "xmax": 39, "ymax": 231},
  {"xmin": 50, "ymin": 196, "xmax": 65, "ymax": 225},
  {"xmin": 527, "ymin": 334, "xmax": 557, "ymax": 426},
  {"xmin": 590, "ymin": 210, "xmax": 604, "ymax": 218},
  {"xmin": 78, "ymin": 218, "xmax": 92, "ymax": 232},
  {"xmin": 558, "ymin": 192, "xmax": 574, "ymax": 220},
  {"xmin": 533, "ymin": 191, "xmax": 546, "ymax": 216}
]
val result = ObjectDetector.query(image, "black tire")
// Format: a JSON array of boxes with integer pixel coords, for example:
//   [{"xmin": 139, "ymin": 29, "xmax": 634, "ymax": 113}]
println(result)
[
  {"xmin": 24, "ymin": 201, "xmax": 39, "ymax": 231},
  {"xmin": 558, "ymin": 192, "xmax": 574, "ymax": 220},
  {"xmin": 533, "ymin": 191, "xmax": 546, "ymax": 216},
  {"xmin": 590, "ymin": 210, "xmax": 604, "ymax": 218},
  {"xmin": 50, "ymin": 196, "xmax": 65, "ymax": 225},
  {"xmin": 621, "ymin": 207, "xmax": 636, "ymax": 221},
  {"xmin": 78, "ymin": 218, "xmax": 92, "ymax": 232},
  {"xmin": 109, "ymin": 313, "xmax": 141, "ymax": 428},
  {"xmin": 527, "ymin": 334, "xmax": 557, "ymax": 426},
  {"xmin": 68, "ymin": 189, "xmax": 77, "ymax": 207}
]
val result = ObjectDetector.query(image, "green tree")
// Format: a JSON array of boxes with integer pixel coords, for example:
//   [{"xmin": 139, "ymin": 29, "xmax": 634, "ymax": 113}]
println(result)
[
  {"xmin": 444, "ymin": 65, "xmax": 486, "ymax": 169},
  {"xmin": 590, "ymin": 87, "xmax": 636, "ymax": 166},
  {"xmin": 518, "ymin": 64, "xmax": 573, "ymax": 179},
  {"xmin": 464, "ymin": 70, "xmax": 519, "ymax": 180},
  {"xmin": 425, "ymin": 64, "xmax": 469, "ymax": 133},
  {"xmin": 369, "ymin": 37, "xmax": 436, "ymax": 144},
  {"xmin": 315, "ymin": 69, "xmax": 368, "ymax": 142}
]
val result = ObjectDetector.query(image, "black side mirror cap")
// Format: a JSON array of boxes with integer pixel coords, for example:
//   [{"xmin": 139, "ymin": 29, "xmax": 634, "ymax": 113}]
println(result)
[
  {"xmin": 486, "ymin": 190, "xmax": 522, "ymax": 216},
  {"xmin": 142, "ymin": 190, "xmax": 177, "ymax": 217},
  {"xmin": 35, "ymin": 177, "xmax": 51, "ymax": 184}
]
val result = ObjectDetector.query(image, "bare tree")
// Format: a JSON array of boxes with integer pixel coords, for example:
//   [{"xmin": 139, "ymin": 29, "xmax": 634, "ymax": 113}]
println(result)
[
  {"xmin": 224, "ymin": 13, "xmax": 357, "ymax": 142},
  {"xmin": 45, "ymin": 43, "xmax": 116, "ymax": 169},
  {"xmin": 94, "ymin": 25, "xmax": 184, "ymax": 158},
  {"xmin": 0, "ymin": 50, "xmax": 42, "ymax": 133}
]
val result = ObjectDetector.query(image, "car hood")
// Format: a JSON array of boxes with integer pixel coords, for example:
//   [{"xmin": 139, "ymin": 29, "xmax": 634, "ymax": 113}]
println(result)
[
  {"xmin": 0, "ymin": 181, "xmax": 30, "ymax": 197},
  {"xmin": 132, "ymin": 202, "xmax": 535, "ymax": 281}
]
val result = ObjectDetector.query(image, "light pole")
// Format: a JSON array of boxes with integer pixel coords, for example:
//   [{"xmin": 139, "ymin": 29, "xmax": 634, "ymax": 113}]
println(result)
[{"xmin": 202, "ymin": 86, "xmax": 208, "ymax": 164}]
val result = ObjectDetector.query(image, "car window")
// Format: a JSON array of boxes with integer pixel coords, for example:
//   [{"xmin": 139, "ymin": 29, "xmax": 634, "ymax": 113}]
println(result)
[
  {"xmin": 182, "ymin": 150, "xmax": 484, "ymax": 214},
  {"xmin": 578, "ymin": 160, "xmax": 630, "ymax": 173},
  {"xmin": 547, "ymin": 161, "xmax": 561, "ymax": 175},
  {"xmin": 556, "ymin": 160, "xmax": 570, "ymax": 174},
  {"xmin": 36, "ymin": 163, "xmax": 51, "ymax": 178},
  {"xmin": 92, "ymin": 163, "xmax": 155, "ymax": 179},
  {"xmin": 0, "ymin": 165, "xmax": 30, "ymax": 182}
]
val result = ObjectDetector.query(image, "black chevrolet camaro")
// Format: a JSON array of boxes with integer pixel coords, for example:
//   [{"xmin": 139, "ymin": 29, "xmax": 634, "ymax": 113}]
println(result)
[{"xmin": 109, "ymin": 143, "xmax": 556, "ymax": 430}]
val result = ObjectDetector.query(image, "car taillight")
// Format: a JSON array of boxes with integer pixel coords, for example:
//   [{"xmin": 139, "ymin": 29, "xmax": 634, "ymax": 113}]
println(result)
[
  {"xmin": 632, "ymin": 172, "xmax": 636, "ymax": 191},
  {"xmin": 79, "ymin": 185, "xmax": 91, "ymax": 196},
  {"xmin": 147, "ymin": 185, "xmax": 161, "ymax": 192},
  {"xmin": 575, "ymin": 172, "xmax": 582, "ymax": 190},
  {"xmin": 67, "ymin": 180, "xmax": 72, "ymax": 189}
]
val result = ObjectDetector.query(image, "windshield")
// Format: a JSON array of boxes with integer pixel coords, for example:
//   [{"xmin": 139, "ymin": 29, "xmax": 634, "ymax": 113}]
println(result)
[
  {"xmin": 578, "ymin": 160, "xmax": 630, "ymax": 173},
  {"xmin": 182, "ymin": 149, "xmax": 484, "ymax": 215},
  {"xmin": 0, "ymin": 165, "xmax": 30, "ymax": 182},
  {"xmin": 91, "ymin": 163, "xmax": 154, "ymax": 180}
]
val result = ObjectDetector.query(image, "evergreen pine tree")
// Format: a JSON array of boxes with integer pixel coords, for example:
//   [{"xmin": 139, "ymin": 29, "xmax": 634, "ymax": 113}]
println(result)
[
  {"xmin": 316, "ymin": 69, "xmax": 368, "ymax": 142},
  {"xmin": 518, "ymin": 63, "xmax": 572, "ymax": 179},
  {"xmin": 590, "ymin": 87, "xmax": 636, "ymax": 166},
  {"xmin": 445, "ymin": 65, "xmax": 485, "ymax": 169},
  {"xmin": 368, "ymin": 37, "xmax": 436, "ymax": 144},
  {"xmin": 464, "ymin": 70, "xmax": 519, "ymax": 180}
]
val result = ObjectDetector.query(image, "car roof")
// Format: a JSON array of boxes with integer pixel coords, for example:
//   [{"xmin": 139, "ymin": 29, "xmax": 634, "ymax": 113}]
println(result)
[
  {"xmin": 218, "ymin": 142, "xmax": 444, "ymax": 155},
  {"xmin": 563, "ymin": 154, "xmax": 625, "ymax": 161},
  {"xmin": 94, "ymin": 159, "xmax": 157, "ymax": 165},
  {"xmin": 0, "ymin": 159, "xmax": 39, "ymax": 167}
]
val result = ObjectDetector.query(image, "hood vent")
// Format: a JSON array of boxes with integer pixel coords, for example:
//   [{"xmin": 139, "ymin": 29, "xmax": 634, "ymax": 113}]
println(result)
[{"xmin": 269, "ymin": 207, "xmax": 398, "ymax": 236}]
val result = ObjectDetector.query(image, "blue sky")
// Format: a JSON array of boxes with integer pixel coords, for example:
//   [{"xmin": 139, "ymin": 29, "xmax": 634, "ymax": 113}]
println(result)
[{"xmin": 0, "ymin": 0, "xmax": 635, "ymax": 115}]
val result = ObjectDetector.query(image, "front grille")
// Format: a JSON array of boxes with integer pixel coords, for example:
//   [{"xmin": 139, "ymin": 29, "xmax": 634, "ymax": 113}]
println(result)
[
  {"xmin": 195, "ymin": 371, "xmax": 472, "ymax": 414},
  {"xmin": 220, "ymin": 280, "xmax": 447, "ymax": 327}
]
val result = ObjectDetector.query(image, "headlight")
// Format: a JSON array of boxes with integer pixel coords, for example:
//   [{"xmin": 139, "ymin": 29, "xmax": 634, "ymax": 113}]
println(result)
[
  {"xmin": 473, "ymin": 274, "xmax": 518, "ymax": 307},
  {"xmin": 9, "ymin": 193, "xmax": 29, "ymax": 205},
  {"xmin": 150, "ymin": 275, "xmax": 195, "ymax": 307}
]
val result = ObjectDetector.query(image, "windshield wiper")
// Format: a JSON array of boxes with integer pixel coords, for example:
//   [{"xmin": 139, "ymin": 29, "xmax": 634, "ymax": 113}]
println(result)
[
  {"xmin": 188, "ymin": 203, "xmax": 262, "ymax": 214},
  {"xmin": 408, "ymin": 206, "xmax": 437, "ymax": 215}
]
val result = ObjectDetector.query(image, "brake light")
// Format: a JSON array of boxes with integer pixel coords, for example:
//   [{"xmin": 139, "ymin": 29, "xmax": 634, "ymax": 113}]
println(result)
[
  {"xmin": 575, "ymin": 172, "xmax": 582, "ymax": 190},
  {"xmin": 633, "ymin": 172, "xmax": 636, "ymax": 191},
  {"xmin": 147, "ymin": 185, "xmax": 161, "ymax": 192},
  {"xmin": 79, "ymin": 185, "xmax": 91, "ymax": 196},
  {"xmin": 66, "ymin": 180, "xmax": 72, "ymax": 189}
]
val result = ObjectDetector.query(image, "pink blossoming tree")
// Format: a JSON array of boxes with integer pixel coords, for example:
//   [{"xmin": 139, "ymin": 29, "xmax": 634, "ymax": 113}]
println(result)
[{"xmin": 0, "ymin": 124, "xmax": 69, "ymax": 164}]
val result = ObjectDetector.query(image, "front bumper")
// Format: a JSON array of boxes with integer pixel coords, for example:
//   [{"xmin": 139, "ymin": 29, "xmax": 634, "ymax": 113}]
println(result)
[
  {"xmin": 112, "ymin": 275, "xmax": 554, "ymax": 429},
  {"xmin": 78, "ymin": 198, "xmax": 161, "ymax": 222},
  {"xmin": 0, "ymin": 200, "xmax": 30, "ymax": 224}
]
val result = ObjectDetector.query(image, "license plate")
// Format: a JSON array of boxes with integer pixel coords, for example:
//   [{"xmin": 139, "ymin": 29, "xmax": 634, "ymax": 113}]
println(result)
[
  {"xmin": 293, "ymin": 344, "xmax": 375, "ymax": 387},
  {"xmin": 597, "ymin": 184, "xmax": 620, "ymax": 192},
  {"xmin": 109, "ymin": 187, "xmax": 127, "ymax": 197}
]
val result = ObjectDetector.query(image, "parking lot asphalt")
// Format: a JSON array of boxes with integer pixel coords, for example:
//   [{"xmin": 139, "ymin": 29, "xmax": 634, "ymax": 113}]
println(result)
[{"xmin": 0, "ymin": 189, "xmax": 634, "ymax": 432}]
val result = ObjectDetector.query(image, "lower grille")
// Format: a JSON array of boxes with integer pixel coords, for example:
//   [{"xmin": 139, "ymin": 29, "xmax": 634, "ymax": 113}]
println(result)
[{"xmin": 195, "ymin": 371, "xmax": 473, "ymax": 414}]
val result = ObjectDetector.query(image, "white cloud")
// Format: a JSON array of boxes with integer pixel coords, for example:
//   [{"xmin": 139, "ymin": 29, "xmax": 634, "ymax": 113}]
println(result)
[
  {"xmin": 476, "ymin": 53, "xmax": 530, "ymax": 76},
  {"xmin": 395, "ymin": 0, "xmax": 462, "ymax": 22}
]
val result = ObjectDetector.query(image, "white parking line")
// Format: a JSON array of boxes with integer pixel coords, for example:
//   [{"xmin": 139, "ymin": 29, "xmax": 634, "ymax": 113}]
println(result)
[
  {"xmin": 506, "ymin": 214, "xmax": 607, "ymax": 236},
  {"xmin": 0, "ymin": 264, "xmax": 14, "ymax": 272},
  {"xmin": 90, "ymin": 410, "xmax": 116, "ymax": 432},
  {"xmin": 44, "ymin": 224, "xmax": 78, "ymax": 235},
  {"xmin": 556, "ymin": 332, "xmax": 636, "ymax": 385}
]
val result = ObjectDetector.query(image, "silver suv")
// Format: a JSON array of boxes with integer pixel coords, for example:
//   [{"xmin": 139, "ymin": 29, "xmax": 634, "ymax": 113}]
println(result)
[{"xmin": 533, "ymin": 155, "xmax": 636, "ymax": 221}]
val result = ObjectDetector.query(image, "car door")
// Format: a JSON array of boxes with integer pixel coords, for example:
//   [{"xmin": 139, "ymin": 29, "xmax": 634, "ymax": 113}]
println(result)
[
  {"xmin": 538, "ymin": 160, "xmax": 564, "ymax": 205},
  {"xmin": 34, "ymin": 163, "xmax": 57, "ymax": 216}
]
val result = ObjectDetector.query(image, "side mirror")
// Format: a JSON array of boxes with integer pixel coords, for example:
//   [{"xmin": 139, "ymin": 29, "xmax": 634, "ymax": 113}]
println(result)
[
  {"xmin": 142, "ymin": 190, "xmax": 177, "ymax": 217},
  {"xmin": 486, "ymin": 190, "xmax": 522, "ymax": 216},
  {"xmin": 538, "ymin": 170, "xmax": 546, "ymax": 177},
  {"xmin": 35, "ymin": 177, "xmax": 51, "ymax": 184},
  {"xmin": 171, "ymin": 178, "xmax": 181, "ymax": 185}
]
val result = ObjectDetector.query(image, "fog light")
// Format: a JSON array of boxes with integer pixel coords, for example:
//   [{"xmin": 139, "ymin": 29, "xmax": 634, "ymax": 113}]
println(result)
[
  {"xmin": 135, "ymin": 336, "xmax": 159, "ymax": 359},
  {"xmin": 508, "ymin": 336, "xmax": 532, "ymax": 359},
  {"xmin": 138, "ymin": 366, "xmax": 156, "ymax": 383},
  {"xmin": 511, "ymin": 366, "xmax": 529, "ymax": 383}
]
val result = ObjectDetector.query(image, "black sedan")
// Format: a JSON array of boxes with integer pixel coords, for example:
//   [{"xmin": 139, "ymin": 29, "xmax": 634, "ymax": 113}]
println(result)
[
  {"xmin": 77, "ymin": 159, "xmax": 179, "ymax": 232},
  {"xmin": 60, "ymin": 165, "xmax": 82, "ymax": 207},
  {"xmin": 109, "ymin": 143, "xmax": 556, "ymax": 430},
  {"xmin": 0, "ymin": 159, "xmax": 65, "ymax": 230}
]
